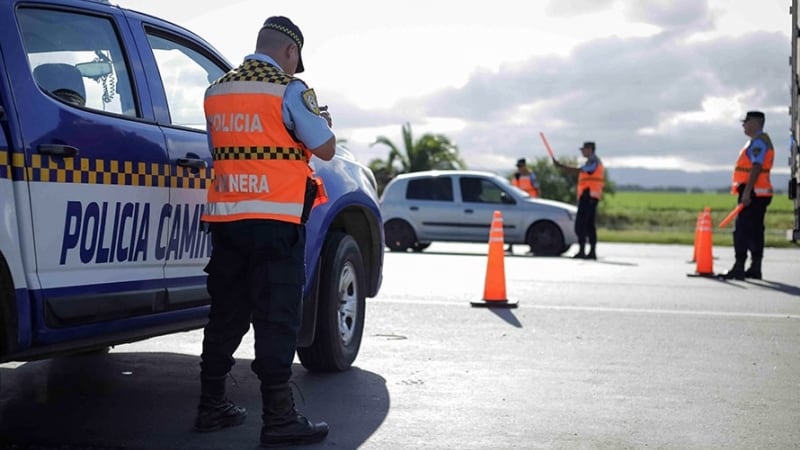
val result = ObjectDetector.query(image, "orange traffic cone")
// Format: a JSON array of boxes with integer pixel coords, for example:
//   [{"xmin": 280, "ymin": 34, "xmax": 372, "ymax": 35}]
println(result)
[
  {"xmin": 471, "ymin": 210, "xmax": 518, "ymax": 308},
  {"xmin": 687, "ymin": 207, "xmax": 714, "ymax": 277}
]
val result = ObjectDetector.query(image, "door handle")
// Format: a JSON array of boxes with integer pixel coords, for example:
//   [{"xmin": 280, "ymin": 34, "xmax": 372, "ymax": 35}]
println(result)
[
  {"xmin": 409, "ymin": 206, "xmax": 419, "ymax": 211},
  {"xmin": 464, "ymin": 209, "xmax": 474, "ymax": 214},
  {"xmin": 38, "ymin": 144, "xmax": 78, "ymax": 157},
  {"xmin": 177, "ymin": 158, "xmax": 208, "ymax": 169}
]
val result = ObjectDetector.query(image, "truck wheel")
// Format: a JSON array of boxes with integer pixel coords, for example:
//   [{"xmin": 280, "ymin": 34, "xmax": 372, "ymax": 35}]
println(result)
[{"xmin": 297, "ymin": 232, "xmax": 365, "ymax": 372}]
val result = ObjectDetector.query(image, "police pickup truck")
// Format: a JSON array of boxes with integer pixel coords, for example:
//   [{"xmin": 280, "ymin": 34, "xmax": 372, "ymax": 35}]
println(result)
[{"xmin": 0, "ymin": 0, "xmax": 384, "ymax": 372}]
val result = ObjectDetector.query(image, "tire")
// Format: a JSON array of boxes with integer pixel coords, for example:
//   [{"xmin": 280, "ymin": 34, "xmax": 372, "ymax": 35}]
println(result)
[
  {"xmin": 384, "ymin": 219, "xmax": 416, "ymax": 252},
  {"xmin": 297, "ymin": 232, "xmax": 366, "ymax": 372},
  {"xmin": 411, "ymin": 242, "xmax": 430, "ymax": 252},
  {"xmin": 526, "ymin": 221, "xmax": 565, "ymax": 256}
]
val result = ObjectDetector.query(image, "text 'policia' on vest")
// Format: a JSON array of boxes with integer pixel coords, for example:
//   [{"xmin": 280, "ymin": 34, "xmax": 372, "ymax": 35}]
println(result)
[{"xmin": 202, "ymin": 59, "xmax": 325, "ymax": 224}]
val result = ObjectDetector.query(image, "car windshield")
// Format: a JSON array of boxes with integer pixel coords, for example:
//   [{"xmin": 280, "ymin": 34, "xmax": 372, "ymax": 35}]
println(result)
[{"xmin": 499, "ymin": 176, "xmax": 531, "ymax": 198}]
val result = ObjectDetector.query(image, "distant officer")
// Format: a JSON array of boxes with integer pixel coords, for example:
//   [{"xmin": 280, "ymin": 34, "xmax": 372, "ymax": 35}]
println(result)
[
  {"xmin": 196, "ymin": 15, "xmax": 334, "ymax": 447},
  {"xmin": 507, "ymin": 158, "xmax": 541, "ymax": 253},
  {"xmin": 511, "ymin": 158, "xmax": 540, "ymax": 198},
  {"xmin": 721, "ymin": 110, "xmax": 774, "ymax": 280},
  {"xmin": 553, "ymin": 142, "xmax": 604, "ymax": 260}
]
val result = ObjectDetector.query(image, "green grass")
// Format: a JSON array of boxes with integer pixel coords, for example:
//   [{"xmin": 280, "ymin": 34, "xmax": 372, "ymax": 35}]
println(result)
[{"xmin": 597, "ymin": 191, "xmax": 798, "ymax": 248}]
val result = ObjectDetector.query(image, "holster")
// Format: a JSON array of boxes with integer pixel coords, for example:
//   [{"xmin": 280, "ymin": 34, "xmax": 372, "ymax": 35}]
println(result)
[{"xmin": 300, "ymin": 177, "xmax": 318, "ymax": 224}]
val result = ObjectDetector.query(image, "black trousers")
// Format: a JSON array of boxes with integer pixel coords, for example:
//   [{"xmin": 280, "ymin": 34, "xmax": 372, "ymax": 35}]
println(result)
[
  {"xmin": 733, "ymin": 194, "xmax": 771, "ymax": 265},
  {"xmin": 200, "ymin": 219, "xmax": 305, "ymax": 385},
  {"xmin": 575, "ymin": 191, "xmax": 599, "ymax": 249}
]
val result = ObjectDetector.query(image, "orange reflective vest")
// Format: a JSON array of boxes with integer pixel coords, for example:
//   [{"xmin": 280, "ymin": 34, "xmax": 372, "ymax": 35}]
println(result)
[
  {"xmin": 512, "ymin": 173, "xmax": 539, "ymax": 197},
  {"xmin": 202, "ymin": 59, "xmax": 318, "ymax": 224},
  {"xmin": 731, "ymin": 132, "xmax": 774, "ymax": 197},
  {"xmin": 577, "ymin": 158, "xmax": 604, "ymax": 200}
]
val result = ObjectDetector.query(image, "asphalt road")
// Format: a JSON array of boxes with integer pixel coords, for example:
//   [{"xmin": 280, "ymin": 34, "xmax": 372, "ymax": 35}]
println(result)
[{"xmin": 1, "ymin": 242, "xmax": 798, "ymax": 449}]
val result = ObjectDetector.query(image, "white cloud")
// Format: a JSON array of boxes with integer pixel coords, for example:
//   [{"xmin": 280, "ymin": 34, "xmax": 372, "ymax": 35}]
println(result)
[{"xmin": 116, "ymin": 0, "xmax": 793, "ymax": 187}]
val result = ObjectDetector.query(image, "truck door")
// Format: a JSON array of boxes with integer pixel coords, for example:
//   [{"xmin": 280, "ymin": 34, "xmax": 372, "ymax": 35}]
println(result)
[
  {"xmin": 11, "ymin": 6, "xmax": 170, "ymax": 338},
  {"xmin": 125, "ymin": 14, "xmax": 228, "ymax": 309}
]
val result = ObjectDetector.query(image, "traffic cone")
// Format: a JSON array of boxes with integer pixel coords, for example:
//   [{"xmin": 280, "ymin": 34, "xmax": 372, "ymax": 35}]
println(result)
[
  {"xmin": 471, "ymin": 210, "xmax": 518, "ymax": 308},
  {"xmin": 687, "ymin": 207, "xmax": 714, "ymax": 277}
]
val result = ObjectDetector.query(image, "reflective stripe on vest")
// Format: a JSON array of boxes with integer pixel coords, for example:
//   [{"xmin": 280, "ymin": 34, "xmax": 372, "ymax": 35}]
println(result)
[
  {"xmin": 578, "ymin": 161, "xmax": 605, "ymax": 200},
  {"xmin": 202, "ymin": 59, "xmax": 312, "ymax": 224},
  {"xmin": 731, "ymin": 132, "xmax": 774, "ymax": 197},
  {"xmin": 512, "ymin": 174, "xmax": 539, "ymax": 197}
]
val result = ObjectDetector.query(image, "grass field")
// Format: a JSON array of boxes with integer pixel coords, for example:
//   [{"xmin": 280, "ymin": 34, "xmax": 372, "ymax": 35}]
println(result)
[{"xmin": 597, "ymin": 191, "xmax": 798, "ymax": 248}]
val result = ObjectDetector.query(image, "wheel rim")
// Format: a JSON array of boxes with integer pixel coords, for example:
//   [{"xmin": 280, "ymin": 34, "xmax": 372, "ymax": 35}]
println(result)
[{"xmin": 338, "ymin": 261, "xmax": 359, "ymax": 346}]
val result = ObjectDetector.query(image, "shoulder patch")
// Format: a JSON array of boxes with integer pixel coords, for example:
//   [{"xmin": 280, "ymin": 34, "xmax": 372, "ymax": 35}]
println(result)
[{"xmin": 302, "ymin": 89, "xmax": 320, "ymax": 115}]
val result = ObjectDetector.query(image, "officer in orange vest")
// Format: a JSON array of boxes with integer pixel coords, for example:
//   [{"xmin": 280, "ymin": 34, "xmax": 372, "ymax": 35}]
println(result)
[
  {"xmin": 721, "ymin": 110, "xmax": 774, "ymax": 280},
  {"xmin": 553, "ymin": 141, "xmax": 604, "ymax": 260},
  {"xmin": 506, "ymin": 158, "xmax": 540, "ymax": 253},
  {"xmin": 195, "ymin": 16, "xmax": 334, "ymax": 447}
]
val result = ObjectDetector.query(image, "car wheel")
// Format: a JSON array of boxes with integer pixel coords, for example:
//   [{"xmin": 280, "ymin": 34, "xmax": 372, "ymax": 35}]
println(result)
[
  {"xmin": 297, "ymin": 232, "xmax": 365, "ymax": 372},
  {"xmin": 411, "ymin": 242, "xmax": 430, "ymax": 252},
  {"xmin": 384, "ymin": 219, "xmax": 416, "ymax": 252},
  {"xmin": 526, "ymin": 221, "xmax": 564, "ymax": 256}
]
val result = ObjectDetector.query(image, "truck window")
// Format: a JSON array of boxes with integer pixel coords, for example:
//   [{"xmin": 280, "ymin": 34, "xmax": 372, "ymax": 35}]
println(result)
[
  {"xmin": 146, "ymin": 32, "xmax": 226, "ymax": 130},
  {"xmin": 16, "ymin": 8, "xmax": 137, "ymax": 117}
]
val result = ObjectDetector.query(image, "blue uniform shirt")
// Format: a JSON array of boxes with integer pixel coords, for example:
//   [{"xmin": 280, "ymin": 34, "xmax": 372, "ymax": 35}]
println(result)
[
  {"xmin": 528, "ymin": 173, "xmax": 540, "ymax": 189},
  {"xmin": 746, "ymin": 130, "xmax": 768, "ymax": 165},
  {"xmin": 243, "ymin": 53, "xmax": 333, "ymax": 150},
  {"xmin": 581, "ymin": 154, "xmax": 599, "ymax": 174}
]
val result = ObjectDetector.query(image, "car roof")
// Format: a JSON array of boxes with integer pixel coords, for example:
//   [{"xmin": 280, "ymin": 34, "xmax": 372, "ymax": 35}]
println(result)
[{"xmin": 393, "ymin": 170, "xmax": 504, "ymax": 180}]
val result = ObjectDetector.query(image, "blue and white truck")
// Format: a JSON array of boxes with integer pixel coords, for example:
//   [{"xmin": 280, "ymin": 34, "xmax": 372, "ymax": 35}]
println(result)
[{"xmin": 0, "ymin": 0, "xmax": 384, "ymax": 372}]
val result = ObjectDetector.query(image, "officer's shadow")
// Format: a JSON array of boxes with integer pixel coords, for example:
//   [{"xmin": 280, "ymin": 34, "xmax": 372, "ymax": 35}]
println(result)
[
  {"xmin": 745, "ymin": 278, "xmax": 800, "ymax": 297},
  {"xmin": 0, "ymin": 351, "xmax": 388, "ymax": 449}
]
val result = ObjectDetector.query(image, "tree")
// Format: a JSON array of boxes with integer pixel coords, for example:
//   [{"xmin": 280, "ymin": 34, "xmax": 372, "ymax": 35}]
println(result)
[{"xmin": 369, "ymin": 122, "xmax": 466, "ymax": 194}]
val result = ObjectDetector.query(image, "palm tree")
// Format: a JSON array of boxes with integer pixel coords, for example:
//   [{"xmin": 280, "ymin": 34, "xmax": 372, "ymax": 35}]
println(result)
[{"xmin": 370, "ymin": 122, "xmax": 466, "ymax": 193}]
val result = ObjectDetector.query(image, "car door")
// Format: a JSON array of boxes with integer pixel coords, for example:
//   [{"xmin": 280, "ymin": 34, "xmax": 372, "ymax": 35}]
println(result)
[
  {"xmin": 12, "ymin": 4, "xmax": 169, "ymax": 339},
  {"xmin": 403, "ymin": 175, "xmax": 463, "ymax": 240},
  {"xmin": 458, "ymin": 175, "xmax": 521, "ymax": 241},
  {"xmin": 126, "ymin": 13, "xmax": 228, "ymax": 309}
]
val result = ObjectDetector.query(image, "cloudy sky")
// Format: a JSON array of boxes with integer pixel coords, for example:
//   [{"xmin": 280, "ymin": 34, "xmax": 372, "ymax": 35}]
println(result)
[{"xmin": 120, "ymin": 0, "xmax": 792, "ymax": 177}]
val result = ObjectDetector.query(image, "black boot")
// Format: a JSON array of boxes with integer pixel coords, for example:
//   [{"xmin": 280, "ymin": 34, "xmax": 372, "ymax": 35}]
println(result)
[
  {"xmin": 194, "ymin": 374, "xmax": 247, "ymax": 432},
  {"xmin": 720, "ymin": 261, "xmax": 745, "ymax": 280},
  {"xmin": 260, "ymin": 383, "xmax": 328, "ymax": 448},
  {"xmin": 745, "ymin": 259, "xmax": 762, "ymax": 279}
]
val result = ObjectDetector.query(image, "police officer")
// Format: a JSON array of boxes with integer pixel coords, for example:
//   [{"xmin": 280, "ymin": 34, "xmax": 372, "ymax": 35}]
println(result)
[
  {"xmin": 553, "ymin": 141, "xmax": 605, "ymax": 260},
  {"xmin": 721, "ymin": 110, "xmax": 774, "ymax": 280},
  {"xmin": 507, "ymin": 158, "xmax": 540, "ymax": 253},
  {"xmin": 195, "ymin": 16, "xmax": 334, "ymax": 448}
]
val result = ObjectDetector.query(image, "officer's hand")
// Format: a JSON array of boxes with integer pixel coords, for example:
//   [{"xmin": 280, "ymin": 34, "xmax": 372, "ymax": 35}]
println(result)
[
  {"xmin": 320, "ymin": 105, "xmax": 332, "ymax": 128},
  {"xmin": 742, "ymin": 191, "xmax": 752, "ymax": 207}
]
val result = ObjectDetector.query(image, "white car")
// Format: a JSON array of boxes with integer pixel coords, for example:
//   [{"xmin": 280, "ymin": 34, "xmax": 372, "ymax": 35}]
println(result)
[{"xmin": 380, "ymin": 170, "xmax": 578, "ymax": 255}]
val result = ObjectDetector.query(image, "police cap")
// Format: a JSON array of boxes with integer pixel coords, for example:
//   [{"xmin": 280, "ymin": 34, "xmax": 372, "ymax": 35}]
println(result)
[
  {"xmin": 262, "ymin": 16, "xmax": 305, "ymax": 73},
  {"xmin": 741, "ymin": 110, "xmax": 765, "ymax": 123},
  {"xmin": 516, "ymin": 158, "xmax": 527, "ymax": 167},
  {"xmin": 580, "ymin": 141, "xmax": 596, "ymax": 150}
]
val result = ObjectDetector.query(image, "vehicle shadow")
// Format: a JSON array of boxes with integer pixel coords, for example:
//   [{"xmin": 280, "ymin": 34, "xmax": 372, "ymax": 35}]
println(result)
[{"xmin": 0, "ymin": 352, "xmax": 388, "ymax": 449}]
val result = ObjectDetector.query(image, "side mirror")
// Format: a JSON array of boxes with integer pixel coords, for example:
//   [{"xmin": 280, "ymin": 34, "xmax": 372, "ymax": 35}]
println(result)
[{"xmin": 500, "ymin": 192, "xmax": 515, "ymax": 204}]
